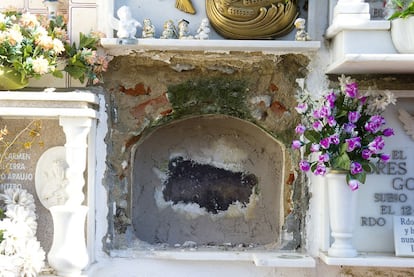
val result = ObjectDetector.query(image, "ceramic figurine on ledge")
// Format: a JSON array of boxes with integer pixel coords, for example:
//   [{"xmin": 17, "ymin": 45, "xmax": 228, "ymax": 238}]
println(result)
[
  {"xmin": 142, "ymin": 19, "xmax": 156, "ymax": 38},
  {"xmin": 160, "ymin": 20, "xmax": 178, "ymax": 39},
  {"xmin": 178, "ymin": 19, "xmax": 193, "ymax": 39},
  {"xmin": 43, "ymin": 0, "xmax": 60, "ymax": 19},
  {"xmin": 195, "ymin": 18, "xmax": 210, "ymax": 40},
  {"xmin": 114, "ymin": 6, "xmax": 141, "ymax": 44},
  {"xmin": 294, "ymin": 18, "xmax": 311, "ymax": 41}
]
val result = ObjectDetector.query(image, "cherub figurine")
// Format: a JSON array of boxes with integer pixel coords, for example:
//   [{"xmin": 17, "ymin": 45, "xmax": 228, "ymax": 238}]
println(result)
[
  {"xmin": 160, "ymin": 20, "xmax": 178, "ymax": 39},
  {"xmin": 114, "ymin": 6, "xmax": 141, "ymax": 43},
  {"xmin": 294, "ymin": 18, "xmax": 311, "ymax": 41},
  {"xmin": 195, "ymin": 18, "xmax": 210, "ymax": 40},
  {"xmin": 178, "ymin": 19, "xmax": 193, "ymax": 39},
  {"xmin": 142, "ymin": 18, "xmax": 155, "ymax": 38}
]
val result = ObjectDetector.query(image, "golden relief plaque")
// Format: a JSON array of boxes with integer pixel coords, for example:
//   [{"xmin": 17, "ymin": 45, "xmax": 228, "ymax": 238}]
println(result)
[{"xmin": 205, "ymin": 0, "xmax": 298, "ymax": 39}]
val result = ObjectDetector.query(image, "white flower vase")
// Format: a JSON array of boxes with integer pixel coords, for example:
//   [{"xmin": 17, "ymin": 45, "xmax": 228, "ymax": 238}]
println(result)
[
  {"xmin": 391, "ymin": 17, "xmax": 414, "ymax": 53},
  {"xmin": 48, "ymin": 205, "xmax": 89, "ymax": 276},
  {"xmin": 327, "ymin": 171, "xmax": 358, "ymax": 258}
]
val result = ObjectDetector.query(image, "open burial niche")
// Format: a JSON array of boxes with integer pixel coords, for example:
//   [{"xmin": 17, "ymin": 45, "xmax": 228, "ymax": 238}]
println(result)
[{"xmin": 132, "ymin": 115, "xmax": 285, "ymax": 247}]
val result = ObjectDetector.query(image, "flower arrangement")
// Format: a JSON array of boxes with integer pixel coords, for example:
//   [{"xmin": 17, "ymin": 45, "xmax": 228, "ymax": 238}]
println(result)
[
  {"xmin": 0, "ymin": 188, "xmax": 45, "ymax": 277},
  {"xmin": 292, "ymin": 76, "xmax": 396, "ymax": 190},
  {"xmin": 0, "ymin": 9, "xmax": 108, "ymax": 90}
]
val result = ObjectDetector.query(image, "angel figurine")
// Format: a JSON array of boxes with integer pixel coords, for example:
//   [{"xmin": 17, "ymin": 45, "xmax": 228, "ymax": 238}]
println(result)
[
  {"xmin": 112, "ymin": 6, "xmax": 141, "ymax": 44},
  {"xmin": 160, "ymin": 20, "xmax": 178, "ymax": 39},
  {"xmin": 178, "ymin": 19, "xmax": 193, "ymax": 39},
  {"xmin": 294, "ymin": 18, "xmax": 311, "ymax": 41},
  {"xmin": 142, "ymin": 19, "xmax": 156, "ymax": 39},
  {"xmin": 195, "ymin": 18, "xmax": 210, "ymax": 40}
]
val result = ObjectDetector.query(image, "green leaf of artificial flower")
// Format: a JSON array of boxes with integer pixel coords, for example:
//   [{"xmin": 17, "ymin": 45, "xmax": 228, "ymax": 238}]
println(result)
[{"xmin": 332, "ymin": 152, "xmax": 351, "ymax": 170}]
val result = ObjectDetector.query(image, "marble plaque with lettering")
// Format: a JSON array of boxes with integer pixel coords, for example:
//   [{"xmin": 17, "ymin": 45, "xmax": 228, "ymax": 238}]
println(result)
[
  {"xmin": 0, "ymin": 119, "xmax": 65, "ymax": 252},
  {"xmin": 353, "ymin": 100, "xmax": 414, "ymax": 252},
  {"xmin": 394, "ymin": 216, "xmax": 414, "ymax": 256}
]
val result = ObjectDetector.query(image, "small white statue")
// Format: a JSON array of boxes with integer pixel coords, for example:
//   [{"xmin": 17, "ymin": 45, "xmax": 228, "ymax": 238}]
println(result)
[
  {"xmin": 195, "ymin": 18, "xmax": 210, "ymax": 40},
  {"xmin": 294, "ymin": 18, "xmax": 311, "ymax": 41},
  {"xmin": 178, "ymin": 19, "xmax": 193, "ymax": 39},
  {"xmin": 160, "ymin": 20, "xmax": 178, "ymax": 39},
  {"xmin": 142, "ymin": 18, "xmax": 156, "ymax": 38},
  {"xmin": 115, "ymin": 6, "xmax": 141, "ymax": 42}
]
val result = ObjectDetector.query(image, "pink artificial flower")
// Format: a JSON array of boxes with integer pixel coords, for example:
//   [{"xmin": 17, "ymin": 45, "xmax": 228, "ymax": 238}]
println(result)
[
  {"xmin": 346, "ymin": 137, "xmax": 361, "ymax": 152},
  {"xmin": 314, "ymin": 163, "xmax": 327, "ymax": 176},
  {"xmin": 343, "ymin": 123, "xmax": 356, "ymax": 134},
  {"xmin": 295, "ymin": 103, "xmax": 308, "ymax": 114},
  {"xmin": 318, "ymin": 153, "xmax": 330, "ymax": 163},
  {"xmin": 383, "ymin": 128, "xmax": 394, "ymax": 137},
  {"xmin": 345, "ymin": 82, "xmax": 359, "ymax": 98},
  {"xmin": 350, "ymin": 161, "xmax": 363, "ymax": 175},
  {"xmin": 348, "ymin": 111, "xmax": 361, "ymax": 123},
  {"xmin": 292, "ymin": 140, "xmax": 302, "ymax": 150},
  {"xmin": 330, "ymin": 134, "xmax": 340, "ymax": 145},
  {"xmin": 368, "ymin": 136, "xmax": 385, "ymax": 154},
  {"xmin": 320, "ymin": 137, "xmax": 331, "ymax": 149},
  {"xmin": 299, "ymin": 160, "xmax": 310, "ymax": 172},
  {"xmin": 348, "ymin": 179, "xmax": 360, "ymax": 191},
  {"xmin": 380, "ymin": 154, "xmax": 391, "ymax": 163},
  {"xmin": 295, "ymin": 124, "xmax": 306, "ymax": 134},
  {"xmin": 325, "ymin": 91, "xmax": 336, "ymax": 107},
  {"xmin": 310, "ymin": 143, "xmax": 320, "ymax": 152},
  {"xmin": 327, "ymin": 116, "xmax": 337, "ymax": 127},
  {"xmin": 312, "ymin": 121, "xmax": 323, "ymax": 131},
  {"xmin": 361, "ymin": 149, "xmax": 372, "ymax": 160}
]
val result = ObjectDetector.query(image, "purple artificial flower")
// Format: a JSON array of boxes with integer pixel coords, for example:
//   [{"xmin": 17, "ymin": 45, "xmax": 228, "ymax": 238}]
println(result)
[
  {"xmin": 327, "ymin": 116, "xmax": 337, "ymax": 127},
  {"xmin": 292, "ymin": 140, "xmax": 302, "ymax": 150},
  {"xmin": 295, "ymin": 103, "xmax": 308, "ymax": 114},
  {"xmin": 312, "ymin": 121, "xmax": 323, "ymax": 131},
  {"xmin": 330, "ymin": 134, "xmax": 340, "ymax": 145},
  {"xmin": 314, "ymin": 163, "xmax": 327, "ymax": 176},
  {"xmin": 320, "ymin": 137, "xmax": 331, "ymax": 149},
  {"xmin": 295, "ymin": 124, "xmax": 306, "ymax": 134},
  {"xmin": 345, "ymin": 82, "xmax": 359, "ymax": 98},
  {"xmin": 318, "ymin": 153, "xmax": 330, "ymax": 163},
  {"xmin": 348, "ymin": 179, "xmax": 360, "ymax": 191},
  {"xmin": 299, "ymin": 160, "xmax": 310, "ymax": 172},
  {"xmin": 320, "ymin": 106, "xmax": 331, "ymax": 118},
  {"xmin": 361, "ymin": 149, "xmax": 372, "ymax": 160},
  {"xmin": 380, "ymin": 154, "xmax": 391, "ymax": 163},
  {"xmin": 365, "ymin": 115, "xmax": 386, "ymax": 133},
  {"xmin": 313, "ymin": 109, "xmax": 322, "ymax": 119},
  {"xmin": 348, "ymin": 111, "xmax": 361, "ymax": 123},
  {"xmin": 325, "ymin": 91, "xmax": 336, "ymax": 107},
  {"xmin": 310, "ymin": 143, "xmax": 320, "ymax": 152},
  {"xmin": 346, "ymin": 137, "xmax": 361, "ymax": 152},
  {"xmin": 343, "ymin": 123, "xmax": 356, "ymax": 134},
  {"xmin": 368, "ymin": 136, "xmax": 385, "ymax": 154},
  {"xmin": 383, "ymin": 128, "xmax": 394, "ymax": 137},
  {"xmin": 350, "ymin": 161, "xmax": 363, "ymax": 175}
]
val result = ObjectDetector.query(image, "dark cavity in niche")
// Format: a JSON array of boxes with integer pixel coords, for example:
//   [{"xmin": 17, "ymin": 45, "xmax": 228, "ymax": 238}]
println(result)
[{"xmin": 163, "ymin": 156, "xmax": 258, "ymax": 214}]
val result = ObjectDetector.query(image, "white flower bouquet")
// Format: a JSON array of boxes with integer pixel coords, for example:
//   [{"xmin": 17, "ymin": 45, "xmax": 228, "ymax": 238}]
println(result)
[{"xmin": 0, "ymin": 188, "xmax": 45, "ymax": 277}]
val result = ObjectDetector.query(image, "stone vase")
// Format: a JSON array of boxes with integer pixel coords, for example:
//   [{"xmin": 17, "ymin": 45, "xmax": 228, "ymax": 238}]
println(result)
[
  {"xmin": 48, "ymin": 205, "xmax": 89, "ymax": 276},
  {"xmin": 391, "ymin": 17, "xmax": 414, "ymax": 53},
  {"xmin": 327, "ymin": 170, "xmax": 358, "ymax": 258}
]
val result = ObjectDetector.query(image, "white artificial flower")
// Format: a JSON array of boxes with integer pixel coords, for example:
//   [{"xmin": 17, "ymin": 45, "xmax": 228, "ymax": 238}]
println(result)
[
  {"xmin": 52, "ymin": 38, "xmax": 65, "ymax": 54},
  {"xmin": 5, "ymin": 205, "xmax": 37, "ymax": 235},
  {"xmin": 1, "ymin": 188, "xmax": 36, "ymax": 213},
  {"xmin": 364, "ymin": 89, "xmax": 397, "ymax": 114},
  {"xmin": 0, "ymin": 255, "xmax": 22, "ymax": 277},
  {"xmin": 31, "ymin": 56, "xmax": 50, "ymax": 75},
  {"xmin": 20, "ymin": 13, "xmax": 39, "ymax": 29},
  {"xmin": 19, "ymin": 239, "xmax": 45, "ymax": 277}
]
